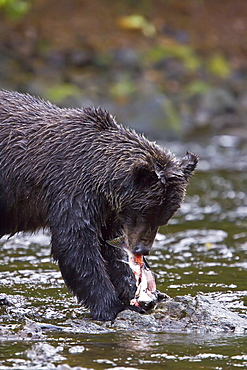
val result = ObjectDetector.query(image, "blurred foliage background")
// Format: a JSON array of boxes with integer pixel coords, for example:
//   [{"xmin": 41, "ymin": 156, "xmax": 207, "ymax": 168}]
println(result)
[{"xmin": 0, "ymin": 0, "xmax": 247, "ymax": 140}]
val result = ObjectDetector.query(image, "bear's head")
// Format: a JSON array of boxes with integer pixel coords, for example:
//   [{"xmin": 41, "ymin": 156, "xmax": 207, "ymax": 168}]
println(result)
[{"xmin": 115, "ymin": 151, "xmax": 198, "ymax": 255}]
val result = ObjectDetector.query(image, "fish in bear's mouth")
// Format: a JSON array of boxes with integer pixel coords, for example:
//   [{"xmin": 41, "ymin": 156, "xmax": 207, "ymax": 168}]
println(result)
[{"xmin": 107, "ymin": 236, "xmax": 167, "ymax": 311}]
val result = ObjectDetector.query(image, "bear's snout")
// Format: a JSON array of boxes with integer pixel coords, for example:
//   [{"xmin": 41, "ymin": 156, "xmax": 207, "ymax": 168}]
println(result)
[
  {"xmin": 133, "ymin": 243, "xmax": 151, "ymax": 256},
  {"xmin": 123, "ymin": 223, "xmax": 157, "ymax": 256}
]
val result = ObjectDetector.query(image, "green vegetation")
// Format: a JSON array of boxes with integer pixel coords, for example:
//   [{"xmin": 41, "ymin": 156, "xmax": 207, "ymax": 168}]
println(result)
[
  {"xmin": 44, "ymin": 84, "xmax": 81, "ymax": 104},
  {"xmin": 144, "ymin": 43, "xmax": 230, "ymax": 79},
  {"xmin": 0, "ymin": 0, "xmax": 32, "ymax": 19},
  {"xmin": 207, "ymin": 53, "xmax": 231, "ymax": 78},
  {"xmin": 110, "ymin": 76, "xmax": 137, "ymax": 102},
  {"xmin": 144, "ymin": 43, "xmax": 201, "ymax": 72}
]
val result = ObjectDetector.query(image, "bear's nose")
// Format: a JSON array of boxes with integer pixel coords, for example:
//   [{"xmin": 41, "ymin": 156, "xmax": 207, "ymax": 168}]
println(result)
[{"xmin": 133, "ymin": 244, "xmax": 150, "ymax": 256}]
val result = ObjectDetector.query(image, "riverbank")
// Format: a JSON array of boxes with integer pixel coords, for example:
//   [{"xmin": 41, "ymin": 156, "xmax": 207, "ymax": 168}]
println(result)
[{"xmin": 1, "ymin": 0, "xmax": 247, "ymax": 140}]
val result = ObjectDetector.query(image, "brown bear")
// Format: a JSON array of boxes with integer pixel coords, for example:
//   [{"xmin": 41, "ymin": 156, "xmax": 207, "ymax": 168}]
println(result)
[{"xmin": 0, "ymin": 90, "xmax": 198, "ymax": 321}]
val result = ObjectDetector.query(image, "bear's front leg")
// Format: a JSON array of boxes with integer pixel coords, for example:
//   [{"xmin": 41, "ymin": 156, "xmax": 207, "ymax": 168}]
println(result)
[
  {"xmin": 50, "ymin": 221, "xmax": 125, "ymax": 321},
  {"xmin": 101, "ymin": 242, "xmax": 137, "ymax": 306}
]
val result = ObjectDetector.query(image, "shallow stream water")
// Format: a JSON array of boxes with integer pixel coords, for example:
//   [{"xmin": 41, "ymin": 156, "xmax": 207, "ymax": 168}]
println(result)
[{"xmin": 0, "ymin": 137, "xmax": 247, "ymax": 369}]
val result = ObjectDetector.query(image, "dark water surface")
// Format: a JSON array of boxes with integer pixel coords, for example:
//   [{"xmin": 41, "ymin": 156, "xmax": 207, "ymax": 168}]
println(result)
[{"xmin": 0, "ymin": 138, "xmax": 247, "ymax": 369}]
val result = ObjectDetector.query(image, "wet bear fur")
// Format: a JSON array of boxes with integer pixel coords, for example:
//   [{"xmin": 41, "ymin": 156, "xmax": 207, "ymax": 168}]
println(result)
[{"xmin": 0, "ymin": 90, "xmax": 198, "ymax": 321}]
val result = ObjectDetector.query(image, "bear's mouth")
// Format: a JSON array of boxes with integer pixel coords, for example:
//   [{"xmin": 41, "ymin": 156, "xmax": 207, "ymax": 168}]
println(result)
[{"xmin": 107, "ymin": 236, "xmax": 161, "ymax": 311}]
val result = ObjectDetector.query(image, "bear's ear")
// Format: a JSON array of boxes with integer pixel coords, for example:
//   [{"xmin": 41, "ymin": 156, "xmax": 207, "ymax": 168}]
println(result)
[
  {"xmin": 131, "ymin": 161, "xmax": 158, "ymax": 187},
  {"xmin": 179, "ymin": 152, "xmax": 198, "ymax": 180}
]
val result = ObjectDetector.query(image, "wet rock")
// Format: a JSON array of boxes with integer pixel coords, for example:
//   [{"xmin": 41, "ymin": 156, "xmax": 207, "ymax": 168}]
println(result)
[
  {"xmin": 69, "ymin": 49, "xmax": 96, "ymax": 67},
  {"xmin": 194, "ymin": 88, "xmax": 237, "ymax": 129},
  {"xmin": 26, "ymin": 342, "xmax": 65, "ymax": 362},
  {"xmin": 45, "ymin": 50, "xmax": 67, "ymax": 69},
  {"xmin": 114, "ymin": 293, "xmax": 247, "ymax": 334},
  {"xmin": 0, "ymin": 297, "xmax": 11, "ymax": 306},
  {"xmin": 116, "ymin": 91, "xmax": 181, "ymax": 140},
  {"xmin": 68, "ymin": 345, "xmax": 85, "ymax": 353},
  {"xmin": 1, "ymin": 292, "xmax": 247, "ymax": 335},
  {"xmin": 237, "ymin": 91, "xmax": 247, "ymax": 122},
  {"xmin": 0, "ymin": 319, "xmax": 45, "ymax": 341},
  {"xmin": 57, "ymin": 366, "xmax": 85, "ymax": 370},
  {"xmin": 112, "ymin": 48, "xmax": 140, "ymax": 69}
]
